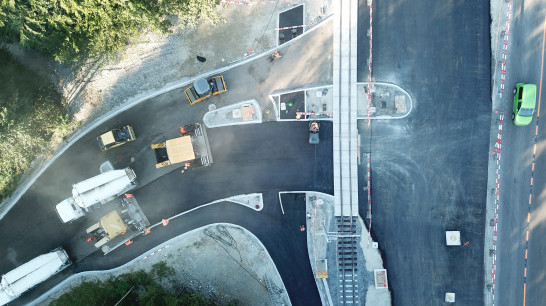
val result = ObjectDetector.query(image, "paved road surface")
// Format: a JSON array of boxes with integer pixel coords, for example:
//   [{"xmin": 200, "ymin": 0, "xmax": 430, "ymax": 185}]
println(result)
[
  {"xmin": 5, "ymin": 121, "xmax": 333, "ymax": 306},
  {"xmin": 358, "ymin": 0, "xmax": 491, "ymax": 304},
  {"xmin": 495, "ymin": 3, "xmax": 546, "ymax": 306}
]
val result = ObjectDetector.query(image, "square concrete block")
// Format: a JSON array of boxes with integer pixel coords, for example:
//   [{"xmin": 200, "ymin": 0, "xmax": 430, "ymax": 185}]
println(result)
[
  {"xmin": 446, "ymin": 231, "xmax": 461, "ymax": 246},
  {"xmin": 445, "ymin": 292, "xmax": 455, "ymax": 302}
]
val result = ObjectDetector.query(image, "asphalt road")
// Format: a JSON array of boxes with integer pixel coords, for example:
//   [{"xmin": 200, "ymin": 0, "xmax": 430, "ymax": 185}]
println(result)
[
  {"xmin": 358, "ymin": 0, "xmax": 491, "ymax": 305},
  {"xmin": 0, "ymin": 23, "xmax": 334, "ymax": 305},
  {"xmin": 494, "ymin": 3, "xmax": 546, "ymax": 306},
  {"xmin": 4, "ymin": 121, "xmax": 333, "ymax": 306}
]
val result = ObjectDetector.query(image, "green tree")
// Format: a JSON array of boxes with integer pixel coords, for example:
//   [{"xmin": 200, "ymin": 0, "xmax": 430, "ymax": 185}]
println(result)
[
  {"xmin": 0, "ymin": 48, "xmax": 70, "ymax": 201},
  {"xmin": 0, "ymin": 0, "xmax": 221, "ymax": 63}
]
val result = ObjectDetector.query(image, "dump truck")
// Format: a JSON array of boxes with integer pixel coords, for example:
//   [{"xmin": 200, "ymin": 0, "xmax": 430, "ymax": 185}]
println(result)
[
  {"xmin": 55, "ymin": 168, "xmax": 137, "ymax": 223},
  {"xmin": 0, "ymin": 248, "xmax": 70, "ymax": 305},
  {"xmin": 184, "ymin": 76, "xmax": 227, "ymax": 105},
  {"xmin": 97, "ymin": 125, "xmax": 136, "ymax": 151}
]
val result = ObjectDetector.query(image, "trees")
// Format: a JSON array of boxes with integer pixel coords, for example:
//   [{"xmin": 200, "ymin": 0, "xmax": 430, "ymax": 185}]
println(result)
[
  {"xmin": 0, "ymin": 48, "xmax": 71, "ymax": 201},
  {"xmin": 52, "ymin": 262, "xmax": 215, "ymax": 306},
  {"xmin": 0, "ymin": 0, "xmax": 221, "ymax": 63}
]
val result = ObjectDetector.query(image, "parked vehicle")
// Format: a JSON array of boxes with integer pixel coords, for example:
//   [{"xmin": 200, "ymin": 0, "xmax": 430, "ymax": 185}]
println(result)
[
  {"xmin": 97, "ymin": 125, "xmax": 136, "ymax": 151},
  {"xmin": 513, "ymin": 83, "xmax": 537, "ymax": 126},
  {"xmin": 55, "ymin": 168, "xmax": 137, "ymax": 223},
  {"xmin": 0, "ymin": 248, "xmax": 70, "ymax": 305}
]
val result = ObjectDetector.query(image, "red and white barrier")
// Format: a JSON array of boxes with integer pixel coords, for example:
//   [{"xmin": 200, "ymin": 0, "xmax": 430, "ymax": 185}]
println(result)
[
  {"xmin": 276, "ymin": 23, "xmax": 314, "ymax": 31},
  {"xmin": 367, "ymin": 154, "xmax": 372, "ymax": 245},
  {"xmin": 498, "ymin": 1, "xmax": 512, "ymax": 97},
  {"xmin": 143, "ymin": 245, "xmax": 169, "ymax": 259},
  {"xmin": 490, "ymin": 110, "xmax": 504, "ymax": 306}
]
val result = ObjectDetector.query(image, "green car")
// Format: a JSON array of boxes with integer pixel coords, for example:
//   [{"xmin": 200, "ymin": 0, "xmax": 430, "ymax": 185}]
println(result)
[{"xmin": 513, "ymin": 83, "xmax": 537, "ymax": 126}]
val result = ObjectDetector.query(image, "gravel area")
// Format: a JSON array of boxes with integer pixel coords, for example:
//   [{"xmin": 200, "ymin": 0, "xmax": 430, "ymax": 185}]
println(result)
[{"xmin": 39, "ymin": 224, "xmax": 290, "ymax": 306}]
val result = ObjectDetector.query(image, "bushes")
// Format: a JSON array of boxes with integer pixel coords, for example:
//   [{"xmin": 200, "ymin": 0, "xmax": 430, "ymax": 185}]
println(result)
[
  {"xmin": 0, "ymin": 48, "xmax": 71, "ymax": 201},
  {"xmin": 51, "ymin": 262, "xmax": 213, "ymax": 306}
]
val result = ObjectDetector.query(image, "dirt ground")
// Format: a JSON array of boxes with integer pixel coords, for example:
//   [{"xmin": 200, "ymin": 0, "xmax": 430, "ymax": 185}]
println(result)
[{"xmin": 41, "ymin": 224, "xmax": 290, "ymax": 306}]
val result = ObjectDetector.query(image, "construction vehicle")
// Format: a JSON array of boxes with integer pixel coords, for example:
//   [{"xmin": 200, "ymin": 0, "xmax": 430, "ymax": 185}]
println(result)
[
  {"xmin": 55, "ymin": 168, "xmax": 137, "ymax": 223},
  {"xmin": 184, "ymin": 76, "xmax": 227, "ymax": 105},
  {"xmin": 152, "ymin": 136, "xmax": 196, "ymax": 168},
  {"xmin": 97, "ymin": 125, "xmax": 136, "ymax": 151},
  {"xmin": 268, "ymin": 51, "xmax": 282, "ymax": 62},
  {"xmin": 0, "ymin": 248, "xmax": 70, "ymax": 305},
  {"xmin": 86, "ymin": 210, "xmax": 128, "ymax": 249},
  {"xmin": 309, "ymin": 121, "xmax": 320, "ymax": 144}
]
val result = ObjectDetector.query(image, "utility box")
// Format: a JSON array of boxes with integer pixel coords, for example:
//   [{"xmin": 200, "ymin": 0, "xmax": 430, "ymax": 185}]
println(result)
[{"xmin": 374, "ymin": 269, "xmax": 388, "ymax": 289}]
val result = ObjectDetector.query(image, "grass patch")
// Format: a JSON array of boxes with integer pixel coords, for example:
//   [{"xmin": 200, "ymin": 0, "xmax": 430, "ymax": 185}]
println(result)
[{"xmin": 0, "ymin": 48, "xmax": 73, "ymax": 201}]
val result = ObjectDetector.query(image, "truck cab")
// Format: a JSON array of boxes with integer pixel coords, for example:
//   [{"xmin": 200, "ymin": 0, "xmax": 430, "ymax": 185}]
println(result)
[{"xmin": 55, "ymin": 198, "xmax": 84, "ymax": 223}]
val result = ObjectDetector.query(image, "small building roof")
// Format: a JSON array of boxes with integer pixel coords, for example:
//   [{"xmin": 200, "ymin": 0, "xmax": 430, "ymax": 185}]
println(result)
[{"xmin": 166, "ymin": 136, "xmax": 195, "ymax": 164}]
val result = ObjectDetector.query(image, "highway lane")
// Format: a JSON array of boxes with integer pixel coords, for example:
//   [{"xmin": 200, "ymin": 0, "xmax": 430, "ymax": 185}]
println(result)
[
  {"xmin": 495, "ymin": 3, "xmax": 546, "ymax": 306},
  {"xmin": 358, "ymin": 0, "xmax": 491, "ymax": 304}
]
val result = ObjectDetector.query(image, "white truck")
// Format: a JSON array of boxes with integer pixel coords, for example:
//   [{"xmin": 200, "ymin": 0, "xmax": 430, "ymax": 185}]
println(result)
[
  {"xmin": 0, "ymin": 248, "xmax": 70, "ymax": 305},
  {"xmin": 55, "ymin": 168, "xmax": 137, "ymax": 223}
]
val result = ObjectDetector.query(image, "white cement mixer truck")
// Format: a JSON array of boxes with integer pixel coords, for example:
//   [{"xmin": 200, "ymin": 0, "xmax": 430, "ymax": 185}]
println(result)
[
  {"xmin": 0, "ymin": 248, "xmax": 70, "ymax": 305},
  {"xmin": 55, "ymin": 168, "xmax": 137, "ymax": 223}
]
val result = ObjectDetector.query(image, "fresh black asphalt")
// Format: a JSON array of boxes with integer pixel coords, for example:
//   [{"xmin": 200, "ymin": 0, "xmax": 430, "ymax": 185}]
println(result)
[
  {"xmin": 358, "ymin": 0, "xmax": 491, "ymax": 305},
  {"xmin": 5, "ymin": 121, "xmax": 333, "ymax": 306}
]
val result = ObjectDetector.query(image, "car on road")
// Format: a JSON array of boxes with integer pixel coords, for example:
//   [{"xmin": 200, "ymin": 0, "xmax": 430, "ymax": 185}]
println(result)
[
  {"xmin": 97, "ymin": 125, "xmax": 136, "ymax": 151},
  {"xmin": 513, "ymin": 83, "xmax": 537, "ymax": 126}
]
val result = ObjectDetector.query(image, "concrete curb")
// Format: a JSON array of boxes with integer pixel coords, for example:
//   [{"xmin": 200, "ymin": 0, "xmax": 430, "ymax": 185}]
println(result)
[
  {"xmin": 149, "ymin": 193, "xmax": 264, "ymax": 229},
  {"xmin": 355, "ymin": 81, "xmax": 413, "ymax": 120},
  {"xmin": 484, "ymin": 1, "xmax": 512, "ymax": 305},
  {"xmin": 203, "ymin": 100, "xmax": 262, "ymax": 128}
]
